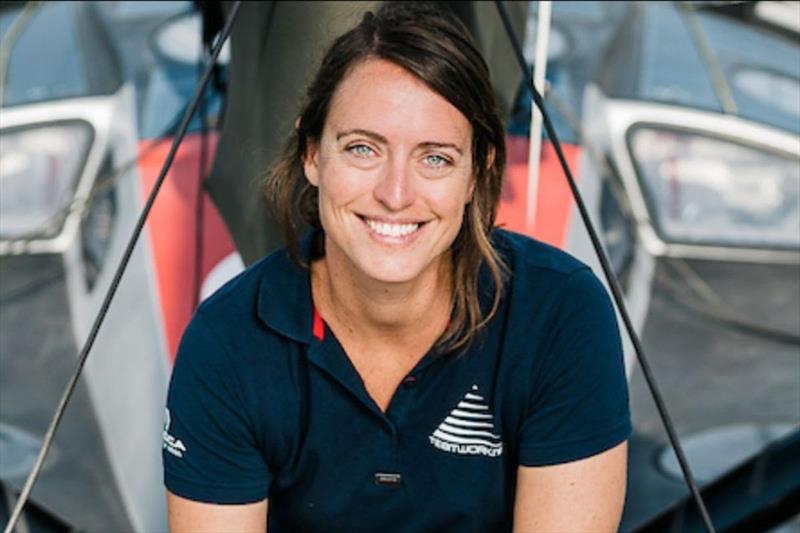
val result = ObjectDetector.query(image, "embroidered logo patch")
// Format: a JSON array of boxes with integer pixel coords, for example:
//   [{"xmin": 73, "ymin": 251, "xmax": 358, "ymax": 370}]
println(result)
[{"xmin": 429, "ymin": 385, "xmax": 503, "ymax": 457}]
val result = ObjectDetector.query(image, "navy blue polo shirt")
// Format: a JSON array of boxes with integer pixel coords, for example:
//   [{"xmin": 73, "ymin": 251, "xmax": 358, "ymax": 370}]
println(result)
[{"xmin": 163, "ymin": 229, "xmax": 631, "ymax": 532}]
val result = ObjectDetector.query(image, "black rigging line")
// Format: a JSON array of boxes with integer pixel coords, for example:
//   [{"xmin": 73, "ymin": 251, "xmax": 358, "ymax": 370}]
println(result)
[
  {"xmin": 1, "ymin": 3, "xmax": 243, "ymax": 532},
  {"xmin": 492, "ymin": 2, "xmax": 717, "ymax": 533},
  {"xmin": 539, "ymin": 81, "xmax": 800, "ymax": 349},
  {"xmin": 193, "ymin": 35, "xmax": 212, "ymax": 311}
]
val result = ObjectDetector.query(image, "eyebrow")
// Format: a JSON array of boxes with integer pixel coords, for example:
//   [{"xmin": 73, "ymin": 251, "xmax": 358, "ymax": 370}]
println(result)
[
  {"xmin": 336, "ymin": 129, "xmax": 388, "ymax": 144},
  {"xmin": 418, "ymin": 141, "xmax": 463, "ymax": 155},
  {"xmin": 336, "ymin": 128, "xmax": 464, "ymax": 155}
]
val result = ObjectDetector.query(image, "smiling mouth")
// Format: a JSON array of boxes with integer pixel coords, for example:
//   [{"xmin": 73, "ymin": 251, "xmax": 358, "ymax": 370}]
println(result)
[{"xmin": 359, "ymin": 216, "xmax": 425, "ymax": 238}]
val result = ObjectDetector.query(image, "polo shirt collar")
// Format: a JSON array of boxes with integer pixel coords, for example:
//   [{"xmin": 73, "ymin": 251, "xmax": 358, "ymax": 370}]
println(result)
[
  {"xmin": 256, "ymin": 231, "xmax": 499, "ymax": 348},
  {"xmin": 256, "ymin": 232, "xmax": 317, "ymax": 344}
]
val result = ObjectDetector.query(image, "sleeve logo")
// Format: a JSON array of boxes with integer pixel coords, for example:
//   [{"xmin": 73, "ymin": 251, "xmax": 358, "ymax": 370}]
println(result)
[{"xmin": 162, "ymin": 408, "xmax": 187, "ymax": 458}]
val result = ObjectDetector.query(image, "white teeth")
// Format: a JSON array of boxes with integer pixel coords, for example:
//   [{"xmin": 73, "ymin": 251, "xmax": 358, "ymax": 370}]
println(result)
[{"xmin": 364, "ymin": 218, "xmax": 420, "ymax": 237}]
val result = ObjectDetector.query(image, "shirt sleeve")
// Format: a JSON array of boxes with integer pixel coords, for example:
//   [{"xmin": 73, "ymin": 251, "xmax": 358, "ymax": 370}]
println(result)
[
  {"xmin": 163, "ymin": 312, "xmax": 271, "ymax": 503},
  {"xmin": 518, "ymin": 267, "xmax": 632, "ymax": 466}
]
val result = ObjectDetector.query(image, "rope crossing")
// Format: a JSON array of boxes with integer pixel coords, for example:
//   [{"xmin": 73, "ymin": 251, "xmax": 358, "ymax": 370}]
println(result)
[
  {"xmin": 2, "ymin": 3, "xmax": 723, "ymax": 532},
  {"xmin": 1, "ymin": 3, "xmax": 243, "ymax": 532}
]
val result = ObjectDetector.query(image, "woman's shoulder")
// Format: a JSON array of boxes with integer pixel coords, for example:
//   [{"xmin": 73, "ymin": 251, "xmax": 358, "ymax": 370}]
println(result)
[
  {"xmin": 171, "ymin": 244, "xmax": 310, "ymax": 410},
  {"xmin": 491, "ymin": 229, "xmax": 615, "ymax": 330},
  {"xmin": 491, "ymin": 228, "xmax": 589, "ymax": 279},
  {"xmin": 179, "ymin": 244, "xmax": 308, "ymax": 356},
  {"xmin": 196, "ymin": 246, "xmax": 294, "ymax": 318}
]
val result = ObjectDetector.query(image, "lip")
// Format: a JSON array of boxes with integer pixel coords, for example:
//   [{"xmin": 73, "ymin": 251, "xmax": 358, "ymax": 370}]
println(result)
[
  {"xmin": 357, "ymin": 214, "xmax": 429, "ymax": 225},
  {"xmin": 357, "ymin": 214, "xmax": 428, "ymax": 245}
]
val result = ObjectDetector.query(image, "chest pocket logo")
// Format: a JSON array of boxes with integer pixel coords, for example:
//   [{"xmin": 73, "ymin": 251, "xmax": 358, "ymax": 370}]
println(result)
[{"xmin": 429, "ymin": 385, "xmax": 503, "ymax": 457}]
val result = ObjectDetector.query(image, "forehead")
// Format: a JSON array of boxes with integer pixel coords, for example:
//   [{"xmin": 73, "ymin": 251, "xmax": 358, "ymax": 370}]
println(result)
[{"xmin": 324, "ymin": 58, "xmax": 471, "ymax": 146}]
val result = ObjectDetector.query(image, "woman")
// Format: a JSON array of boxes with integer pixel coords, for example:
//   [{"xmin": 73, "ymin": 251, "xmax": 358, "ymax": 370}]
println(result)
[{"xmin": 163, "ymin": 3, "xmax": 631, "ymax": 532}]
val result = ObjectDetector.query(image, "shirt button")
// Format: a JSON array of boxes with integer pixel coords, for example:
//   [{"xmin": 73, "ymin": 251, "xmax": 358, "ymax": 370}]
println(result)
[
  {"xmin": 374, "ymin": 472, "xmax": 402, "ymax": 486},
  {"xmin": 402, "ymin": 375, "xmax": 417, "ymax": 389}
]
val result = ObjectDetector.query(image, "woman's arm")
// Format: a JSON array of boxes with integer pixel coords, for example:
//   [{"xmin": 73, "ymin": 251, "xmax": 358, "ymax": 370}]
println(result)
[
  {"xmin": 167, "ymin": 491, "xmax": 268, "ymax": 533},
  {"xmin": 513, "ymin": 441, "xmax": 628, "ymax": 533}
]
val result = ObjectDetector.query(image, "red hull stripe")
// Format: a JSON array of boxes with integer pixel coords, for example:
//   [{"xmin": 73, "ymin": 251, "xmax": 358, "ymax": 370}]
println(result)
[
  {"xmin": 496, "ymin": 136, "xmax": 581, "ymax": 249},
  {"xmin": 137, "ymin": 134, "xmax": 238, "ymax": 364}
]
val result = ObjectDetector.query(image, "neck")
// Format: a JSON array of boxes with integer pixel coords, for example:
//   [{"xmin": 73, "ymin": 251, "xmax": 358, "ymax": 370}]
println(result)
[{"xmin": 311, "ymin": 242, "xmax": 452, "ymax": 346}]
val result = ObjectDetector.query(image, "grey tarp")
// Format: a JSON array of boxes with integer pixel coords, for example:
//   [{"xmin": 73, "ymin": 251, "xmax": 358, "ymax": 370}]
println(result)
[{"xmin": 205, "ymin": 1, "xmax": 528, "ymax": 264}]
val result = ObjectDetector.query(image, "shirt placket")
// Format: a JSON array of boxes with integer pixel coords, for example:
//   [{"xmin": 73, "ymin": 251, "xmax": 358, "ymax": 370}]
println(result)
[{"xmin": 305, "ymin": 330, "xmax": 411, "ymax": 494}]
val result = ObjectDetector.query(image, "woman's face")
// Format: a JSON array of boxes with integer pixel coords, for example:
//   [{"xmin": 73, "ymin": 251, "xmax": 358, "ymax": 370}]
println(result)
[{"xmin": 304, "ymin": 58, "xmax": 474, "ymax": 285}]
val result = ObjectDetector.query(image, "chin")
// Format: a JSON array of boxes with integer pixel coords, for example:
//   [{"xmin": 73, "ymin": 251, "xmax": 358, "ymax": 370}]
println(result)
[
  {"xmin": 361, "ymin": 258, "xmax": 427, "ymax": 284},
  {"xmin": 354, "ymin": 236, "xmax": 454, "ymax": 285},
  {"xmin": 324, "ymin": 229, "xmax": 451, "ymax": 285}
]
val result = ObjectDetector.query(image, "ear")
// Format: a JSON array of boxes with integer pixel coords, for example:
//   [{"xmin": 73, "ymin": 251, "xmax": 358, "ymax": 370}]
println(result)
[{"xmin": 303, "ymin": 138, "xmax": 320, "ymax": 187}]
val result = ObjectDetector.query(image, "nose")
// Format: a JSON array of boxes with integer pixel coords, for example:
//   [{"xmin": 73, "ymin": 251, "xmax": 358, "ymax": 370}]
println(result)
[{"xmin": 373, "ymin": 156, "xmax": 416, "ymax": 211}]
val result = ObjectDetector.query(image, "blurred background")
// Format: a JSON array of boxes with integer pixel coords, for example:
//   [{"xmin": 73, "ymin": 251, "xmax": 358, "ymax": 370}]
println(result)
[{"xmin": 0, "ymin": 1, "xmax": 798, "ymax": 531}]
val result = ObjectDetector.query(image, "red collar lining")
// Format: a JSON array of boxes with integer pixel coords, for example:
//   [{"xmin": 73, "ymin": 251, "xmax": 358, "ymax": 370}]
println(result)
[{"xmin": 312, "ymin": 305, "xmax": 325, "ymax": 341}]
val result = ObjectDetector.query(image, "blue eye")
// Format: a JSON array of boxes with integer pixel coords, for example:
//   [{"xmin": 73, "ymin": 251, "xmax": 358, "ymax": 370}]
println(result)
[
  {"xmin": 349, "ymin": 144, "xmax": 375, "ymax": 157},
  {"xmin": 425, "ymin": 154, "xmax": 450, "ymax": 167}
]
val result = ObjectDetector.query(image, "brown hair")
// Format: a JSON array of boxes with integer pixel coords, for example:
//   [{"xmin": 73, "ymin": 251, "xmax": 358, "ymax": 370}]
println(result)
[{"xmin": 265, "ymin": 2, "xmax": 507, "ymax": 352}]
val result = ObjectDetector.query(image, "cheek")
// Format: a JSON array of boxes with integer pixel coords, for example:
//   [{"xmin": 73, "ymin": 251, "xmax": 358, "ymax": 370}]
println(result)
[
  {"xmin": 316, "ymin": 162, "xmax": 374, "ymax": 211},
  {"xmin": 426, "ymin": 179, "xmax": 472, "ymax": 219}
]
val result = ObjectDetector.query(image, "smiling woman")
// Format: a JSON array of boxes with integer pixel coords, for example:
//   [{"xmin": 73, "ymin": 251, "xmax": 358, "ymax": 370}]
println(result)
[
  {"xmin": 163, "ymin": 3, "xmax": 631, "ymax": 532},
  {"xmin": 306, "ymin": 59, "xmax": 475, "ymax": 285},
  {"xmin": 267, "ymin": 3, "xmax": 508, "ymax": 354}
]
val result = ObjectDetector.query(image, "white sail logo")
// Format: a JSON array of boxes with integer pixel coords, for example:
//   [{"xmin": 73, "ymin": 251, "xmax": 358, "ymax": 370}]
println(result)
[{"xmin": 429, "ymin": 385, "xmax": 503, "ymax": 457}]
